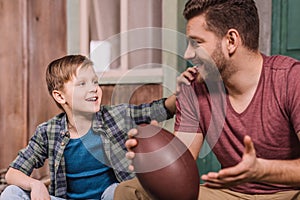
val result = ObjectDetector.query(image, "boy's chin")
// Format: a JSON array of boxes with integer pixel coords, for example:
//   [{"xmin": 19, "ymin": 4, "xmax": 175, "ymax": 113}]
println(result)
[
  {"xmin": 95, "ymin": 107, "xmax": 101, "ymax": 113},
  {"xmin": 83, "ymin": 106, "xmax": 101, "ymax": 114},
  {"xmin": 92, "ymin": 105, "xmax": 101, "ymax": 113}
]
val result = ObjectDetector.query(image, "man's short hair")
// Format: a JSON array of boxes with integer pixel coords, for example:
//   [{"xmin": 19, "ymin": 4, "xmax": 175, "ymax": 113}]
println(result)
[{"xmin": 183, "ymin": 0, "xmax": 260, "ymax": 51}]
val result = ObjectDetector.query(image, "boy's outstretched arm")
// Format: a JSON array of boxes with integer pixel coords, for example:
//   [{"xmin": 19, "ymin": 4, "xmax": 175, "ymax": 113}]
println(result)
[{"xmin": 164, "ymin": 94, "xmax": 176, "ymax": 116}]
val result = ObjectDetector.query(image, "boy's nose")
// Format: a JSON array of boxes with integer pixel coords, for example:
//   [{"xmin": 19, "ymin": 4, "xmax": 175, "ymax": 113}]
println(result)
[{"xmin": 90, "ymin": 83, "xmax": 98, "ymax": 92}]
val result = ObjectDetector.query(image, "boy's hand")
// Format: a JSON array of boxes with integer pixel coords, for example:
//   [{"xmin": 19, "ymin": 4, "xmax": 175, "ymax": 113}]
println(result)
[
  {"xmin": 30, "ymin": 180, "xmax": 51, "ymax": 200},
  {"xmin": 176, "ymin": 67, "xmax": 203, "ymax": 95},
  {"xmin": 125, "ymin": 120, "xmax": 159, "ymax": 171}
]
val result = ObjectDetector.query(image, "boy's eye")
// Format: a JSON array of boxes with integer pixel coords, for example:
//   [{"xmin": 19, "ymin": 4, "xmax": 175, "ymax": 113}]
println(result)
[
  {"xmin": 93, "ymin": 80, "xmax": 99, "ymax": 85},
  {"xmin": 78, "ymin": 81, "xmax": 86, "ymax": 86}
]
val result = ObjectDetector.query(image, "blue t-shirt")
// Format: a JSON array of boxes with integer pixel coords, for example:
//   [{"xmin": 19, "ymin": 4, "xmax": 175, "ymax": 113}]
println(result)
[{"xmin": 64, "ymin": 129, "xmax": 118, "ymax": 199}]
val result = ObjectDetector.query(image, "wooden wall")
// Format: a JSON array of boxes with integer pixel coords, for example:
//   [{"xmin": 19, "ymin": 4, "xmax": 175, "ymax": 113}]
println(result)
[
  {"xmin": 101, "ymin": 84, "xmax": 163, "ymax": 105},
  {"xmin": 0, "ymin": 0, "xmax": 66, "ymax": 169},
  {"xmin": 0, "ymin": 0, "xmax": 28, "ymax": 169},
  {"xmin": 0, "ymin": 1, "xmax": 164, "ymax": 178}
]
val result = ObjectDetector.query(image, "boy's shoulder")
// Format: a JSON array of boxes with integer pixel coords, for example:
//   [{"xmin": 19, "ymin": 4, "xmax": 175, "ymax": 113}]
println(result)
[
  {"xmin": 35, "ymin": 112, "xmax": 67, "ymax": 133},
  {"xmin": 102, "ymin": 103, "xmax": 129, "ymax": 108},
  {"xmin": 99, "ymin": 100, "xmax": 164, "ymax": 116},
  {"xmin": 97, "ymin": 104, "xmax": 129, "ymax": 118},
  {"xmin": 99, "ymin": 102, "xmax": 153, "ymax": 116}
]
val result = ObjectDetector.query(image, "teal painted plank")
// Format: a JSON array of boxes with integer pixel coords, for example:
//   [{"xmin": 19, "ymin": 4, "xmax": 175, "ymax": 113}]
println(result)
[
  {"xmin": 197, "ymin": 141, "xmax": 221, "ymax": 184},
  {"xmin": 272, "ymin": 0, "xmax": 300, "ymax": 59},
  {"xmin": 271, "ymin": 0, "xmax": 282, "ymax": 55},
  {"xmin": 287, "ymin": 0, "xmax": 300, "ymax": 50}
]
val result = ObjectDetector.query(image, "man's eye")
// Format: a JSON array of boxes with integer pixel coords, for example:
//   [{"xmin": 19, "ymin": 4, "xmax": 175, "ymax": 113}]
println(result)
[{"xmin": 190, "ymin": 39, "xmax": 200, "ymax": 48}]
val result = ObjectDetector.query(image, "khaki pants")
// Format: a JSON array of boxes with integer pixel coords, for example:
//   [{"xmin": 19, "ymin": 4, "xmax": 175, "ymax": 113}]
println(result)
[{"xmin": 114, "ymin": 178, "xmax": 300, "ymax": 200}]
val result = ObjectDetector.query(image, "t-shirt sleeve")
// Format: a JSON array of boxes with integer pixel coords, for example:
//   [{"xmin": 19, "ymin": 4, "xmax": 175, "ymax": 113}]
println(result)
[
  {"xmin": 287, "ymin": 62, "xmax": 300, "ymax": 134},
  {"xmin": 175, "ymin": 83, "xmax": 202, "ymax": 133}
]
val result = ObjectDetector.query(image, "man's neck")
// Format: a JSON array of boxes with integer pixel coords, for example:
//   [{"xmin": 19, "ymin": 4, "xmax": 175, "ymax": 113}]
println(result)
[
  {"xmin": 225, "ymin": 51, "xmax": 263, "ymax": 96},
  {"xmin": 224, "ymin": 51, "xmax": 263, "ymax": 113}
]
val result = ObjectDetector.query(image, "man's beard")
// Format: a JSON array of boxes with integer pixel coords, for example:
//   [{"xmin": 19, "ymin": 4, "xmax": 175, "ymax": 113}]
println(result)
[
  {"xmin": 196, "ymin": 43, "xmax": 227, "ymax": 82},
  {"xmin": 210, "ymin": 42, "xmax": 227, "ymax": 80},
  {"xmin": 209, "ymin": 42, "xmax": 238, "ymax": 83}
]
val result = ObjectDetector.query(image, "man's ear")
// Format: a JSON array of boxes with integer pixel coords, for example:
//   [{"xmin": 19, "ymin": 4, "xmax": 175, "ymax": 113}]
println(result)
[
  {"xmin": 52, "ymin": 90, "xmax": 65, "ymax": 105},
  {"xmin": 226, "ymin": 29, "xmax": 240, "ymax": 56}
]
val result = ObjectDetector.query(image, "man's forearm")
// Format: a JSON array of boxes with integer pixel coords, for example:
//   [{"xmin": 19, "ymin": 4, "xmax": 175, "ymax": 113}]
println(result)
[{"xmin": 257, "ymin": 158, "xmax": 300, "ymax": 187}]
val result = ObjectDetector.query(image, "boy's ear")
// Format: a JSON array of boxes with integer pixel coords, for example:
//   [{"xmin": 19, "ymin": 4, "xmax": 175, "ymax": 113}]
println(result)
[{"xmin": 52, "ymin": 90, "xmax": 66, "ymax": 104}]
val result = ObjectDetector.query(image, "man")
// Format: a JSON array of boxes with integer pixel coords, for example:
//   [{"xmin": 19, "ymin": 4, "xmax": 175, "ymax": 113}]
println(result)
[{"xmin": 115, "ymin": 0, "xmax": 300, "ymax": 199}]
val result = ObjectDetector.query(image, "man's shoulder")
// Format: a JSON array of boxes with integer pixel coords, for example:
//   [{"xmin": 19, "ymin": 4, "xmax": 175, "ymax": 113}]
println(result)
[{"xmin": 264, "ymin": 54, "xmax": 300, "ymax": 70}]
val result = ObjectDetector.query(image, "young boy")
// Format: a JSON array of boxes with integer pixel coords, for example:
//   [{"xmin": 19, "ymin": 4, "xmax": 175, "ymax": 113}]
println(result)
[{"xmin": 0, "ymin": 55, "xmax": 176, "ymax": 199}]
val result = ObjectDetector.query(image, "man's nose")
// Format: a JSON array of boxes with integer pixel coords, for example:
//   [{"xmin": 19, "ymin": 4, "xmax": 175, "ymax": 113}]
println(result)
[{"xmin": 184, "ymin": 44, "xmax": 195, "ymax": 61}]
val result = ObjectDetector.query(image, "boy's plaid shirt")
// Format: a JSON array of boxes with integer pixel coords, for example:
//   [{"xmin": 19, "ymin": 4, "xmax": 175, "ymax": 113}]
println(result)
[{"xmin": 10, "ymin": 98, "xmax": 172, "ymax": 198}]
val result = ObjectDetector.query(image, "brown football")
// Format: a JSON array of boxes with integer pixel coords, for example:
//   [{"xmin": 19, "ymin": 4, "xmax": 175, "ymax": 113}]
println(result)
[{"xmin": 132, "ymin": 124, "xmax": 200, "ymax": 200}]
